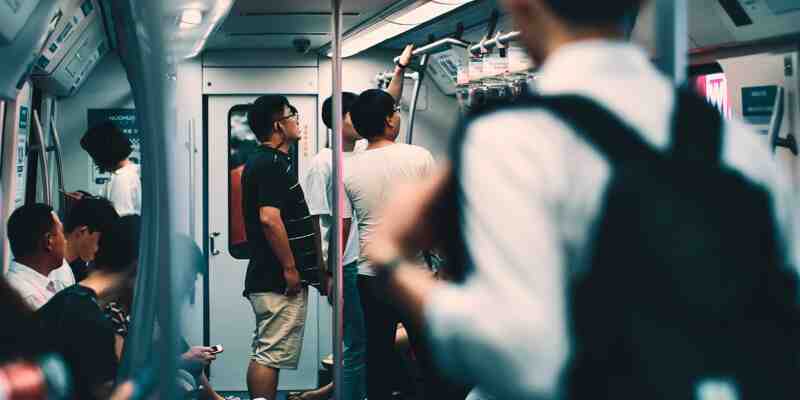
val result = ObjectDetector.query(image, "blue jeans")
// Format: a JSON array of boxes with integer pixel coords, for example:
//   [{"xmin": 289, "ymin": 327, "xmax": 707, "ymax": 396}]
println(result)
[{"xmin": 342, "ymin": 262, "xmax": 366, "ymax": 400}]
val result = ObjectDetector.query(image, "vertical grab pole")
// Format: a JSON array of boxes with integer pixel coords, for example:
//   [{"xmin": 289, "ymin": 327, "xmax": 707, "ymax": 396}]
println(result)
[
  {"xmin": 49, "ymin": 118, "xmax": 66, "ymax": 211},
  {"xmin": 330, "ymin": 1, "xmax": 345, "ymax": 399},
  {"xmin": 406, "ymin": 54, "xmax": 429, "ymax": 145},
  {"xmin": 32, "ymin": 110, "xmax": 52, "ymax": 206},
  {"xmin": 656, "ymin": 0, "xmax": 688, "ymax": 84}
]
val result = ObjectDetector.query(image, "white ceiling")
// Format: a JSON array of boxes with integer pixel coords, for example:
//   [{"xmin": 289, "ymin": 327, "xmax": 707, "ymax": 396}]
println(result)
[
  {"xmin": 204, "ymin": 0, "xmax": 800, "ymax": 55},
  {"xmin": 205, "ymin": 0, "xmax": 400, "ymax": 50}
]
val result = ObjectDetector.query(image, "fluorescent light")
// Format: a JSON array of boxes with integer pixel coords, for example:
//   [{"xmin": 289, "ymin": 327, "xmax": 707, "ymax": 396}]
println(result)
[
  {"xmin": 330, "ymin": 0, "xmax": 476, "ymax": 58},
  {"xmin": 183, "ymin": 0, "xmax": 235, "ymax": 58},
  {"xmin": 179, "ymin": 9, "xmax": 203, "ymax": 30}
]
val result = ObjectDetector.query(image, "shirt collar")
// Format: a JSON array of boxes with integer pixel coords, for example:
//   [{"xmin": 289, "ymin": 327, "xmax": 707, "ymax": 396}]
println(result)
[{"xmin": 531, "ymin": 39, "xmax": 652, "ymax": 95}]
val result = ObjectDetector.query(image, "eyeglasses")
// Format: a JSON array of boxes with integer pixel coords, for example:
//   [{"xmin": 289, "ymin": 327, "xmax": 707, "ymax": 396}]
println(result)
[
  {"xmin": 275, "ymin": 112, "xmax": 299, "ymax": 123},
  {"xmin": 393, "ymin": 104, "xmax": 401, "ymax": 113}
]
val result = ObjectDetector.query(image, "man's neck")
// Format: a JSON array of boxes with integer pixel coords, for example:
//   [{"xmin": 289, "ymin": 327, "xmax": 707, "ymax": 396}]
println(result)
[
  {"xmin": 15, "ymin": 256, "xmax": 57, "ymax": 277},
  {"xmin": 115, "ymin": 159, "xmax": 130, "ymax": 172},
  {"xmin": 64, "ymin": 239, "xmax": 79, "ymax": 264},
  {"xmin": 539, "ymin": 27, "xmax": 624, "ymax": 64},
  {"xmin": 262, "ymin": 138, "xmax": 291, "ymax": 154},
  {"xmin": 343, "ymin": 140, "xmax": 357, "ymax": 152},
  {"xmin": 366, "ymin": 137, "xmax": 395, "ymax": 150}
]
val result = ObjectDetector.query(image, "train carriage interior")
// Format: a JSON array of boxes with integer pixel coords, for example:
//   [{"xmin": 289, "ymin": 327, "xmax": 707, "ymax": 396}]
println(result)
[{"xmin": 1, "ymin": 0, "xmax": 799, "ymax": 399}]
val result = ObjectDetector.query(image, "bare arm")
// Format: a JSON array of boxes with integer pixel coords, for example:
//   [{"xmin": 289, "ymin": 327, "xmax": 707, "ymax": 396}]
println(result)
[{"xmin": 387, "ymin": 45, "xmax": 414, "ymax": 102}]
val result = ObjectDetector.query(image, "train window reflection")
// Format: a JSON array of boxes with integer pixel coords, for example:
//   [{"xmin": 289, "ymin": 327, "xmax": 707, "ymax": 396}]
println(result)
[{"xmin": 228, "ymin": 105, "xmax": 256, "ymax": 259}]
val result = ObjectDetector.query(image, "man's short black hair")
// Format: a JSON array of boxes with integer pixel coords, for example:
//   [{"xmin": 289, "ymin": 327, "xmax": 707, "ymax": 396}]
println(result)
[
  {"xmin": 542, "ymin": 0, "xmax": 642, "ymax": 27},
  {"xmin": 7, "ymin": 204, "xmax": 55, "ymax": 259},
  {"xmin": 80, "ymin": 121, "xmax": 133, "ymax": 173},
  {"xmin": 94, "ymin": 215, "xmax": 140, "ymax": 273},
  {"xmin": 322, "ymin": 92, "xmax": 359, "ymax": 129},
  {"xmin": 350, "ymin": 89, "xmax": 396, "ymax": 140},
  {"xmin": 64, "ymin": 197, "xmax": 119, "ymax": 234},
  {"xmin": 248, "ymin": 95, "xmax": 290, "ymax": 142}
]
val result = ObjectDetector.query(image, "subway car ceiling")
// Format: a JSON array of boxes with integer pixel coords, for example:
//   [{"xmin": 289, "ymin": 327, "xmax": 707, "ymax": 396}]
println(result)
[{"xmin": 2, "ymin": 0, "xmax": 800, "ymax": 102}]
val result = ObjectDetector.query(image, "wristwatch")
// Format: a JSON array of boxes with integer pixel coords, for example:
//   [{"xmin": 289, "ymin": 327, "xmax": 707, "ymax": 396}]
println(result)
[{"xmin": 395, "ymin": 59, "xmax": 409, "ymax": 69}]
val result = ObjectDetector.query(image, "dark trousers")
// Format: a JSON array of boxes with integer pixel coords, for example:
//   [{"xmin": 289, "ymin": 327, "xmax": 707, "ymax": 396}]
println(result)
[{"xmin": 358, "ymin": 275, "xmax": 469, "ymax": 400}]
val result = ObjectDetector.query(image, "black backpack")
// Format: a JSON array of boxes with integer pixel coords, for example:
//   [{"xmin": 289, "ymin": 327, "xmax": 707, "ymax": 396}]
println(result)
[{"xmin": 446, "ymin": 90, "xmax": 800, "ymax": 399}]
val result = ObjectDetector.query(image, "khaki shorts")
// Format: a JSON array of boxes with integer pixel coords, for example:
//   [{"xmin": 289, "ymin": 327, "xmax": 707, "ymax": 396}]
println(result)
[{"xmin": 248, "ymin": 289, "xmax": 308, "ymax": 369}]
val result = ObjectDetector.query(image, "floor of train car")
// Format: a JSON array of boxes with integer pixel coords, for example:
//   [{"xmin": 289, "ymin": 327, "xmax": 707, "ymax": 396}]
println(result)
[{"xmin": 218, "ymin": 362, "xmax": 423, "ymax": 400}]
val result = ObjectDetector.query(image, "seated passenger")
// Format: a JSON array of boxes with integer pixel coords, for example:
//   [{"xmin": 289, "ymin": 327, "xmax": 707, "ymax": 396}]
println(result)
[
  {"xmin": 5, "ymin": 203, "xmax": 70, "ymax": 310},
  {"xmin": 36, "ymin": 215, "xmax": 141, "ymax": 400},
  {"xmin": 81, "ymin": 121, "xmax": 141, "ymax": 216},
  {"xmin": 63, "ymin": 196, "xmax": 120, "ymax": 281}
]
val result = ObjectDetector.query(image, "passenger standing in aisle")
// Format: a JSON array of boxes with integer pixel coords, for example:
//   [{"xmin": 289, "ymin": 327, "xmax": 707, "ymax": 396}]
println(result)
[
  {"xmin": 242, "ymin": 95, "xmax": 320, "ymax": 400},
  {"xmin": 4, "ymin": 203, "xmax": 70, "ymax": 310},
  {"xmin": 347, "ymin": 88, "xmax": 469, "ymax": 400},
  {"xmin": 365, "ymin": 0, "xmax": 800, "ymax": 398},
  {"xmin": 81, "ymin": 121, "xmax": 142, "ymax": 216},
  {"xmin": 300, "ymin": 45, "xmax": 414, "ymax": 400}
]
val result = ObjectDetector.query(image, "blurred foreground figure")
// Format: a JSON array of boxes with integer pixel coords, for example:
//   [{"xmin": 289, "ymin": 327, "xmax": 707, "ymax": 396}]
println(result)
[{"xmin": 367, "ymin": 0, "xmax": 800, "ymax": 399}]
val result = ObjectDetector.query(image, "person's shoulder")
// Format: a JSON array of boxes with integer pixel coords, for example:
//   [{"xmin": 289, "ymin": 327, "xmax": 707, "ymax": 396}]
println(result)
[
  {"xmin": 308, "ymin": 149, "xmax": 333, "ymax": 173},
  {"xmin": 245, "ymin": 148, "xmax": 281, "ymax": 170},
  {"xmin": 3, "ymin": 269, "xmax": 29, "ymax": 292},
  {"xmin": 462, "ymin": 105, "xmax": 572, "ymax": 156}
]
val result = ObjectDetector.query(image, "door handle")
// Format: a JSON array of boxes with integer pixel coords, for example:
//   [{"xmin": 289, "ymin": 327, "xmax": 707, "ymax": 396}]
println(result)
[{"xmin": 210, "ymin": 232, "xmax": 221, "ymax": 256}]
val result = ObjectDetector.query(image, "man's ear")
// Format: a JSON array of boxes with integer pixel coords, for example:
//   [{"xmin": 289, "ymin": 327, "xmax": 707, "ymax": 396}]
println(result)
[
  {"xmin": 43, "ymin": 232, "xmax": 55, "ymax": 252},
  {"xmin": 385, "ymin": 115, "xmax": 395, "ymax": 129}
]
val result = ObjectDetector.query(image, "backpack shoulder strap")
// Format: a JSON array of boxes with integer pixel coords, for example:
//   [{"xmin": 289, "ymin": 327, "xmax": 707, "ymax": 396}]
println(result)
[
  {"xmin": 670, "ymin": 89, "xmax": 724, "ymax": 165},
  {"xmin": 527, "ymin": 94, "xmax": 661, "ymax": 165}
]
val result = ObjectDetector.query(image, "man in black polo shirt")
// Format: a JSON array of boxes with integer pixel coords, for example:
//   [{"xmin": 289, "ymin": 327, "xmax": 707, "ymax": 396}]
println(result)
[{"xmin": 242, "ymin": 95, "xmax": 320, "ymax": 400}]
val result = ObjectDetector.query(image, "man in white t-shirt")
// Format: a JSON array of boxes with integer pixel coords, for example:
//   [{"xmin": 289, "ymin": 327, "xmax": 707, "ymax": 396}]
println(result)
[
  {"xmin": 303, "ymin": 92, "xmax": 366, "ymax": 400},
  {"xmin": 81, "ymin": 121, "xmax": 142, "ymax": 216},
  {"xmin": 4, "ymin": 203, "xmax": 69, "ymax": 310},
  {"xmin": 302, "ymin": 45, "xmax": 414, "ymax": 400},
  {"xmin": 346, "ymin": 88, "xmax": 462, "ymax": 400}
]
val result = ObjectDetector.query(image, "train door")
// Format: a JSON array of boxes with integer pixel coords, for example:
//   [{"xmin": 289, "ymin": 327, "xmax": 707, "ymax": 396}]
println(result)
[{"xmin": 207, "ymin": 94, "xmax": 327, "ymax": 392}]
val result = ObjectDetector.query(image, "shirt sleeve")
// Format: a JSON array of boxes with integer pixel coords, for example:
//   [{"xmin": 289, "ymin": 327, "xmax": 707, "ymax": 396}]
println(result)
[
  {"xmin": 342, "ymin": 188, "xmax": 353, "ymax": 219},
  {"xmin": 255, "ymin": 158, "xmax": 289, "ymax": 210},
  {"xmin": 303, "ymin": 154, "xmax": 332, "ymax": 216},
  {"xmin": 424, "ymin": 112, "xmax": 569, "ymax": 399}
]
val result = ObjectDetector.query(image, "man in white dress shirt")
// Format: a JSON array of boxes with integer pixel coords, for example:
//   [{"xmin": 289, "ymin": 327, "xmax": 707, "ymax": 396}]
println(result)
[
  {"xmin": 365, "ymin": 0, "xmax": 799, "ymax": 398},
  {"xmin": 5, "ymin": 203, "xmax": 69, "ymax": 310}
]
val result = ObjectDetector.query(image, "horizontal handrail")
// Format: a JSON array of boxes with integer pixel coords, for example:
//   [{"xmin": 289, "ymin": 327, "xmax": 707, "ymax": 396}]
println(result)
[{"xmin": 393, "ymin": 37, "xmax": 470, "ymax": 63}]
